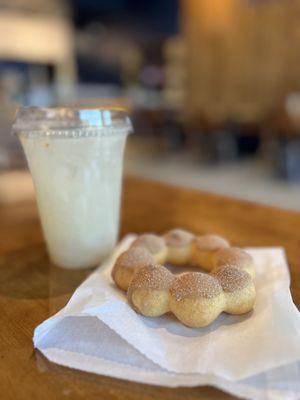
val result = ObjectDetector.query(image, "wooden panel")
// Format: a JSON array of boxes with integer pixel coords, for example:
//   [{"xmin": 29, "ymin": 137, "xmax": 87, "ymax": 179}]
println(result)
[{"xmin": 182, "ymin": 0, "xmax": 300, "ymax": 122}]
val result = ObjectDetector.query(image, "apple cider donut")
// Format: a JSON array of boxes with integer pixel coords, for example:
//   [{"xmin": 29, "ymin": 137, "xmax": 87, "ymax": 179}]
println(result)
[{"xmin": 111, "ymin": 229, "xmax": 256, "ymax": 327}]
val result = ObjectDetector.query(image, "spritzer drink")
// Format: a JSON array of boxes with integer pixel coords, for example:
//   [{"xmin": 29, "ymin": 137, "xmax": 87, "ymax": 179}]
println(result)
[{"xmin": 13, "ymin": 107, "xmax": 132, "ymax": 269}]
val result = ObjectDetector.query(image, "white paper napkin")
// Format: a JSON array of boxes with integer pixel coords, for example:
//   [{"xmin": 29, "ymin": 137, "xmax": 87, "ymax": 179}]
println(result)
[{"xmin": 34, "ymin": 235, "xmax": 300, "ymax": 400}]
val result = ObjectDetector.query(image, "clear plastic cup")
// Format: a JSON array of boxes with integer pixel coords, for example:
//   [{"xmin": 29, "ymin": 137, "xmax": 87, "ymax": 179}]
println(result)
[{"xmin": 12, "ymin": 106, "xmax": 132, "ymax": 269}]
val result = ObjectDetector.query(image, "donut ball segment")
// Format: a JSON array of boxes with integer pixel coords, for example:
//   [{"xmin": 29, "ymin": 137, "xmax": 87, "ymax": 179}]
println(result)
[
  {"xmin": 213, "ymin": 247, "xmax": 256, "ymax": 279},
  {"xmin": 130, "ymin": 233, "xmax": 168, "ymax": 264},
  {"xmin": 163, "ymin": 228, "xmax": 195, "ymax": 265},
  {"xmin": 191, "ymin": 234, "xmax": 230, "ymax": 271},
  {"xmin": 112, "ymin": 247, "xmax": 155, "ymax": 291},
  {"xmin": 169, "ymin": 272, "xmax": 225, "ymax": 327},
  {"xmin": 213, "ymin": 266, "xmax": 256, "ymax": 315},
  {"xmin": 127, "ymin": 265, "xmax": 175, "ymax": 317}
]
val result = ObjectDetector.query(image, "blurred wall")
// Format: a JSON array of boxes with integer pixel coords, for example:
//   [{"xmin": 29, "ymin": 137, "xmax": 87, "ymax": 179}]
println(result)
[{"xmin": 182, "ymin": 0, "xmax": 300, "ymax": 123}]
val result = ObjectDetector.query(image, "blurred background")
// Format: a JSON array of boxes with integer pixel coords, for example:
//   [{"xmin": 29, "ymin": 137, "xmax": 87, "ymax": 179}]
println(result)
[{"xmin": 1, "ymin": 0, "xmax": 300, "ymax": 210}]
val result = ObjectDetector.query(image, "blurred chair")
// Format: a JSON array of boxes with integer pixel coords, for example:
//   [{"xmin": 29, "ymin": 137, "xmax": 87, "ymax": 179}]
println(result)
[
  {"xmin": 181, "ymin": 0, "xmax": 300, "ymax": 163},
  {"xmin": 262, "ymin": 95, "xmax": 300, "ymax": 181}
]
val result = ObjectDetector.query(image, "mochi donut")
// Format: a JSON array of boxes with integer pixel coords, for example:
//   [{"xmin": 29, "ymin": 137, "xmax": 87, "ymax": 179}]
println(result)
[{"xmin": 111, "ymin": 229, "xmax": 256, "ymax": 327}]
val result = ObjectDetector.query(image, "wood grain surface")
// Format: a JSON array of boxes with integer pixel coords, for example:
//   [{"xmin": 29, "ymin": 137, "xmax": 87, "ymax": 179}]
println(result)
[{"xmin": 1, "ymin": 175, "xmax": 299, "ymax": 400}]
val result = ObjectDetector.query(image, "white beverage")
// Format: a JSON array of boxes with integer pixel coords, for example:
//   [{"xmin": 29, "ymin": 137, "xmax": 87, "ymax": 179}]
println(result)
[{"xmin": 14, "ymin": 107, "xmax": 131, "ymax": 269}]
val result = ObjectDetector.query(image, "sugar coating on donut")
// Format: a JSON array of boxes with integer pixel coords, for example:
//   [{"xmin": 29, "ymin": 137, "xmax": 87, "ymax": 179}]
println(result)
[
  {"xmin": 112, "ymin": 247, "xmax": 155, "ymax": 290},
  {"xmin": 131, "ymin": 234, "xmax": 166, "ymax": 254},
  {"xmin": 170, "ymin": 272, "xmax": 222, "ymax": 301},
  {"xmin": 129, "ymin": 265, "xmax": 174, "ymax": 291},
  {"xmin": 214, "ymin": 266, "xmax": 251, "ymax": 293},
  {"xmin": 215, "ymin": 247, "xmax": 253, "ymax": 268},
  {"xmin": 194, "ymin": 234, "xmax": 230, "ymax": 251},
  {"xmin": 128, "ymin": 265, "xmax": 174, "ymax": 317},
  {"xmin": 164, "ymin": 229, "xmax": 195, "ymax": 247},
  {"xmin": 114, "ymin": 247, "xmax": 154, "ymax": 272}
]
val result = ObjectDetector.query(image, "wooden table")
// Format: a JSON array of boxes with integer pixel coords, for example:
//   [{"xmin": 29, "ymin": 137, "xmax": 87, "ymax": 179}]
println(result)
[{"xmin": 1, "ymin": 176, "xmax": 299, "ymax": 400}]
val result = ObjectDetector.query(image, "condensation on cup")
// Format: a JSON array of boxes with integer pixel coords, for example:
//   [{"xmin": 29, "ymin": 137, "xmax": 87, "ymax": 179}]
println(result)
[{"xmin": 13, "ymin": 106, "xmax": 132, "ymax": 269}]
